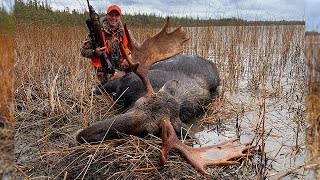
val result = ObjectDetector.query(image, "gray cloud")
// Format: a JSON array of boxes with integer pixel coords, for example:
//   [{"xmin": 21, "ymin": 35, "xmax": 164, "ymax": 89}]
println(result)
[
  {"xmin": 306, "ymin": 0, "xmax": 320, "ymax": 31},
  {"xmin": 107, "ymin": 0, "xmax": 304, "ymax": 21},
  {"xmin": 17, "ymin": 0, "xmax": 314, "ymax": 30}
]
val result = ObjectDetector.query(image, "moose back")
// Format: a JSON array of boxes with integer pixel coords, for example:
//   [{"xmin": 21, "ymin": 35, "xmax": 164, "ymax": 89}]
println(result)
[{"xmin": 98, "ymin": 54, "xmax": 220, "ymax": 110}]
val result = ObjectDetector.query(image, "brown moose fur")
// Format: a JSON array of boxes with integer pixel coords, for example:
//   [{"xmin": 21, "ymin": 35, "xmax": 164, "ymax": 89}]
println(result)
[{"xmin": 76, "ymin": 18, "xmax": 218, "ymax": 143}]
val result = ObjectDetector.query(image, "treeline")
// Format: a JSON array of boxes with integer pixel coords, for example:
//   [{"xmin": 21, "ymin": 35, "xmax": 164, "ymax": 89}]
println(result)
[
  {"xmin": 122, "ymin": 14, "xmax": 305, "ymax": 28},
  {"xmin": 14, "ymin": 0, "xmax": 88, "ymax": 25},
  {"xmin": 14, "ymin": 0, "xmax": 305, "ymax": 27},
  {"xmin": 305, "ymin": 31, "xmax": 320, "ymax": 36}
]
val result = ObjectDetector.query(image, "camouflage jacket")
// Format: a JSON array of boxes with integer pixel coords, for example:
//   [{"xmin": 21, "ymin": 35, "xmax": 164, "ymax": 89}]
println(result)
[{"xmin": 80, "ymin": 17, "xmax": 129, "ymax": 60}]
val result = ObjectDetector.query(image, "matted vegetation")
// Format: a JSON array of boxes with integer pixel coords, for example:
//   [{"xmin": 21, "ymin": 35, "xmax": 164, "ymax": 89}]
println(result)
[
  {"xmin": 14, "ymin": 24, "xmax": 258, "ymax": 179},
  {"xmin": 13, "ymin": 20, "xmax": 315, "ymax": 178},
  {"xmin": 12, "ymin": 0, "xmax": 317, "ymax": 179}
]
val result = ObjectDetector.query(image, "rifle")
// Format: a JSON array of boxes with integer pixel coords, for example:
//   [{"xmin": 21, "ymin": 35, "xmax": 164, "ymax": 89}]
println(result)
[{"xmin": 86, "ymin": 0, "xmax": 114, "ymax": 74}]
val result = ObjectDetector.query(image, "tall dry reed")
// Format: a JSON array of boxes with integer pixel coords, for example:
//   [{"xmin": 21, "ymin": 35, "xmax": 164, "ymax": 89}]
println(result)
[
  {"xmin": 183, "ymin": 25, "xmax": 305, "ymax": 96},
  {"xmin": 0, "ymin": 30, "xmax": 15, "ymax": 179},
  {"xmin": 14, "ymin": 25, "xmax": 117, "ymax": 175},
  {"xmin": 0, "ymin": 32, "xmax": 14, "ymax": 128},
  {"xmin": 14, "ymin": 23, "xmax": 308, "ymax": 179},
  {"xmin": 305, "ymin": 34, "xmax": 320, "ymax": 179}
]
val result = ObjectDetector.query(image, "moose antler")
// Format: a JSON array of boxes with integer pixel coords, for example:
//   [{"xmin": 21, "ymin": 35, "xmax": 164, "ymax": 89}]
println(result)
[
  {"xmin": 159, "ymin": 119, "xmax": 255, "ymax": 175},
  {"xmin": 119, "ymin": 17, "xmax": 189, "ymax": 94}
]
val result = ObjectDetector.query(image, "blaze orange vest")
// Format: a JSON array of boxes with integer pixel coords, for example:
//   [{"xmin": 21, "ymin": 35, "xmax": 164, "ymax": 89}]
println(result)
[{"xmin": 91, "ymin": 29, "xmax": 129, "ymax": 68}]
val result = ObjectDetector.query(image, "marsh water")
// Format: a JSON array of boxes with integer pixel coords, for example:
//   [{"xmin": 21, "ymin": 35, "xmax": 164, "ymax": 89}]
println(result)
[
  {"xmin": 180, "ymin": 25, "xmax": 316, "ymax": 179},
  {"xmin": 190, "ymin": 86, "xmax": 309, "ymax": 179}
]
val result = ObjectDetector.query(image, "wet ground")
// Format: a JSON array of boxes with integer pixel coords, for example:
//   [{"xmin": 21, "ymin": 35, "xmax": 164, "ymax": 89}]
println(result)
[{"xmin": 189, "ymin": 80, "xmax": 316, "ymax": 179}]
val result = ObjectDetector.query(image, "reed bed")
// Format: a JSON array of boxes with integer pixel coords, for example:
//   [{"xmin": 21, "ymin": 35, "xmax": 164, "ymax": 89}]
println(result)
[
  {"xmin": 190, "ymin": 25, "xmax": 314, "ymax": 179},
  {"xmin": 14, "ymin": 23, "xmax": 311, "ymax": 179},
  {"xmin": 0, "ymin": 30, "xmax": 15, "ymax": 178},
  {"xmin": 305, "ymin": 34, "xmax": 320, "ymax": 179}
]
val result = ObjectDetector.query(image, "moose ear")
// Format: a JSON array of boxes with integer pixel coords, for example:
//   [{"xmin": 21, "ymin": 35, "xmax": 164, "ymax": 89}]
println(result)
[{"xmin": 159, "ymin": 80, "xmax": 179, "ymax": 96}]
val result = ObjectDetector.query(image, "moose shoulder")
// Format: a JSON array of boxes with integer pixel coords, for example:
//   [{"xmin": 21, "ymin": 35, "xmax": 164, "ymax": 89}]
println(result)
[{"xmin": 76, "ymin": 19, "xmax": 220, "ymax": 144}]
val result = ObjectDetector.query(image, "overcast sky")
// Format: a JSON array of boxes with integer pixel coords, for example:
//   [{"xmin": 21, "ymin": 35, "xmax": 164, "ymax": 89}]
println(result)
[
  {"xmin": 306, "ymin": 0, "xmax": 320, "ymax": 31},
  {"xmin": 0, "ymin": 0, "xmax": 319, "ymax": 31}
]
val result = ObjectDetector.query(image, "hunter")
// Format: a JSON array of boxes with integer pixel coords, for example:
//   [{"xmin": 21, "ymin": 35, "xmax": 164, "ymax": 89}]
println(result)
[{"xmin": 81, "ymin": 4, "xmax": 130, "ymax": 83}]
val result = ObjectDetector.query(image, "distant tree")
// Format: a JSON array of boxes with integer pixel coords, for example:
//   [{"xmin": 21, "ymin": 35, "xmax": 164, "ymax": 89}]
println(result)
[
  {"xmin": 13, "ymin": 0, "xmax": 306, "ymax": 27},
  {"xmin": 0, "ymin": 7, "xmax": 14, "ymax": 34},
  {"xmin": 305, "ymin": 31, "xmax": 320, "ymax": 36}
]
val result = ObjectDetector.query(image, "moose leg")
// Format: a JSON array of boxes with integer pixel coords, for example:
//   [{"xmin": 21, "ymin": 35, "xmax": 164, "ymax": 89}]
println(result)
[{"xmin": 159, "ymin": 119, "xmax": 255, "ymax": 175}]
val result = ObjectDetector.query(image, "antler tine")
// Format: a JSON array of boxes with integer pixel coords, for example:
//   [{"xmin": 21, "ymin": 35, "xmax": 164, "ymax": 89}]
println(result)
[
  {"xmin": 119, "ymin": 43, "xmax": 154, "ymax": 94},
  {"xmin": 158, "ymin": 17, "xmax": 170, "ymax": 35},
  {"xmin": 132, "ymin": 17, "xmax": 189, "ymax": 67},
  {"xmin": 124, "ymin": 23, "xmax": 139, "ymax": 51},
  {"xmin": 119, "ymin": 43, "xmax": 139, "ymax": 73},
  {"xmin": 122, "ymin": 17, "xmax": 189, "ymax": 95},
  {"xmin": 160, "ymin": 119, "xmax": 256, "ymax": 175}
]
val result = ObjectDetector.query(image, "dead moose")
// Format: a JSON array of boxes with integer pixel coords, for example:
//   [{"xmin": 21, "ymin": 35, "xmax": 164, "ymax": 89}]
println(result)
[{"xmin": 76, "ymin": 18, "xmax": 254, "ymax": 174}]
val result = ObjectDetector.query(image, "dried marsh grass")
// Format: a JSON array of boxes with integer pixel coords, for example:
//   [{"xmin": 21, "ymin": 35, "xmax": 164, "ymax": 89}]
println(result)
[
  {"xmin": 0, "ymin": 32, "xmax": 14, "ymax": 128},
  {"xmin": 14, "ymin": 23, "xmax": 309, "ymax": 179},
  {"xmin": 0, "ymin": 30, "xmax": 15, "ymax": 179},
  {"xmin": 305, "ymin": 34, "xmax": 320, "ymax": 178},
  {"xmin": 14, "ymin": 24, "xmax": 258, "ymax": 179},
  {"xmin": 22, "ymin": 134, "xmax": 260, "ymax": 179}
]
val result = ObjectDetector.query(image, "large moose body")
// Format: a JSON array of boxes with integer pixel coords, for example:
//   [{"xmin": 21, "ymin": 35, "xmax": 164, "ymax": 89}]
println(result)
[
  {"xmin": 96, "ymin": 54, "xmax": 220, "ymax": 118},
  {"xmin": 76, "ymin": 18, "xmax": 253, "ymax": 174},
  {"xmin": 77, "ymin": 54, "xmax": 220, "ymax": 143}
]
